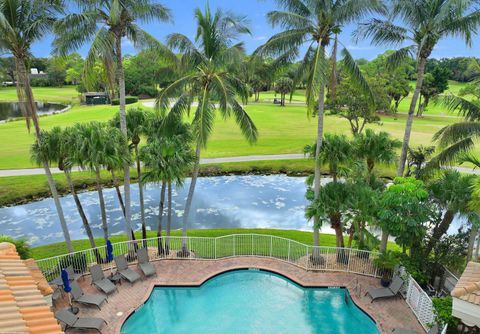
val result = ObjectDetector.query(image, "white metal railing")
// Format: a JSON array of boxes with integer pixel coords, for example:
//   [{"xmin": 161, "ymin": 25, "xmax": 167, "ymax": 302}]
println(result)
[
  {"xmin": 35, "ymin": 234, "xmax": 382, "ymax": 282},
  {"xmin": 399, "ymin": 267, "xmax": 447, "ymax": 334}
]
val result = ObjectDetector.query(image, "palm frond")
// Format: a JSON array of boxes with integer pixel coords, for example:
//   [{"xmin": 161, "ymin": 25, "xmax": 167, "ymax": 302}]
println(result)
[
  {"xmin": 229, "ymin": 99, "xmax": 259, "ymax": 144},
  {"xmin": 267, "ymin": 10, "xmax": 312, "ymax": 29},
  {"xmin": 354, "ymin": 18, "xmax": 408, "ymax": 46},
  {"xmin": 430, "ymin": 138, "xmax": 475, "ymax": 166},
  {"xmin": 341, "ymin": 47, "xmax": 374, "ymax": 105},
  {"xmin": 125, "ymin": 24, "xmax": 177, "ymax": 64},
  {"xmin": 385, "ymin": 45, "xmax": 416, "ymax": 70},
  {"xmin": 433, "ymin": 122, "xmax": 480, "ymax": 147},
  {"xmin": 442, "ymin": 93, "xmax": 480, "ymax": 121}
]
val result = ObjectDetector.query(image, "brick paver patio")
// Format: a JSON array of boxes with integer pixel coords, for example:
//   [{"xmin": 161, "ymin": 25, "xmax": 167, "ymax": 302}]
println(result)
[{"xmin": 54, "ymin": 257, "xmax": 426, "ymax": 334}]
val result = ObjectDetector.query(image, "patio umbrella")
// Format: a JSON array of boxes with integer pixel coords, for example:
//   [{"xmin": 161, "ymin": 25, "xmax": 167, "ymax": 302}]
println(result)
[
  {"xmin": 107, "ymin": 240, "xmax": 114, "ymax": 275},
  {"xmin": 61, "ymin": 269, "xmax": 73, "ymax": 312}
]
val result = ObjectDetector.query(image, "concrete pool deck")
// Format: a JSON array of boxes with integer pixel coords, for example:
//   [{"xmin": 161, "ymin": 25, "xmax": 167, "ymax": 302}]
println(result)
[{"xmin": 54, "ymin": 257, "xmax": 426, "ymax": 334}]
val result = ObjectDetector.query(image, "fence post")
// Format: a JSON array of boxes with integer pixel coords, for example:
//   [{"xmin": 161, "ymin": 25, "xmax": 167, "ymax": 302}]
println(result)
[
  {"xmin": 233, "ymin": 235, "xmax": 235, "ymax": 257},
  {"xmin": 347, "ymin": 248, "xmax": 351, "ymax": 273},
  {"xmin": 270, "ymin": 236, "xmax": 273, "ymax": 257},
  {"xmin": 251, "ymin": 235, "xmax": 253, "ymax": 256},
  {"xmin": 305, "ymin": 246, "xmax": 309, "ymax": 270},
  {"xmin": 214, "ymin": 238, "xmax": 217, "ymax": 259}
]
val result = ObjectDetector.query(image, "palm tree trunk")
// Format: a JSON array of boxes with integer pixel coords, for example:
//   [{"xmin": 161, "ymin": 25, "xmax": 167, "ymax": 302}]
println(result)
[
  {"xmin": 313, "ymin": 52, "xmax": 326, "ymax": 254},
  {"xmin": 16, "ymin": 57, "xmax": 74, "ymax": 253},
  {"xmin": 157, "ymin": 181, "xmax": 166, "ymax": 255},
  {"xmin": 425, "ymin": 210, "xmax": 454, "ymax": 256},
  {"xmin": 166, "ymin": 181, "xmax": 172, "ymax": 255},
  {"xmin": 136, "ymin": 145, "xmax": 147, "ymax": 241},
  {"xmin": 115, "ymin": 35, "xmax": 133, "ymax": 242},
  {"xmin": 95, "ymin": 167, "xmax": 109, "ymax": 244},
  {"xmin": 111, "ymin": 169, "xmax": 126, "ymax": 216},
  {"xmin": 181, "ymin": 143, "xmax": 201, "ymax": 253},
  {"xmin": 65, "ymin": 170, "xmax": 102, "ymax": 262},
  {"xmin": 397, "ymin": 56, "xmax": 427, "ymax": 176},
  {"xmin": 467, "ymin": 224, "xmax": 478, "ymax": 262}
]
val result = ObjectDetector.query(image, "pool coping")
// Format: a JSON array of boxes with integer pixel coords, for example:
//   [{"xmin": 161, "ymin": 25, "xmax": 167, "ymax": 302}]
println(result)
[{"xmin": 116, "ymin": 263, "xmax": 382, "ymax": 334}]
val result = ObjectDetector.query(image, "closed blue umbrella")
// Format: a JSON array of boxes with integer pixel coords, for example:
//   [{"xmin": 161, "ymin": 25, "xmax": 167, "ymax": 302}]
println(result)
[
  {"xmin": 61, "ymin": 269, "xmax": 71, "ymax": 293},
  {"xmin": 106, "ymin": 240, "xmax": 113, "ymax": 262}
]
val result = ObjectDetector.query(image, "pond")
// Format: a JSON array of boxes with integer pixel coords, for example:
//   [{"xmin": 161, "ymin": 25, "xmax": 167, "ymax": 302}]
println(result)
[
  {"xmin": 0, "ymin": 102, "xmax": 68, "ymax": 121},
  {"xmin": 0, "ymin": 175, "xmax": 467, "ymax": 247}
]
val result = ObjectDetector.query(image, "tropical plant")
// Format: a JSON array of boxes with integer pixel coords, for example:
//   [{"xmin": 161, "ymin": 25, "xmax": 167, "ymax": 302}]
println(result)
[
  {"xmin": 304, "ymin": 134, "xmax": 352, "ymax": 182},
  {"xmin": 75, "ymin": 122, "xmax": 130, "ymax": 243},
  {"xmin": 141, "ymin": 114, "xmax": 195, "ymax": 255},
  {"xmin": 111, "ymin": 108, "xmax": 149, "ymax": 239},
  {"xmin": 54, "ymin": 0, "xmax": 173, "ymax": 241},
  {"xmin": 406, "ymin": 145, "xmax": 436, "ymax": 179},
  {"xmin": 0, "ymin": 236, "xmax": 30, "ymax": 259},
  {"xmin": 377, "ymin": 177, "xmax": 432, "ymax": 255},
  {"xmin": 353, "ymin": 129, "xmax": 401, "ymax": 173},
  {"xmin": 274, "ymin": 77, "xmax": 293, "ymax": 106},
  {"xmin": 425, "ymin": 170, "xmax": 474, "ymax": 257},
  {"xmin": 355, "ymin": 0, "xmax": 480, "ymax": 176},
  {"xmin": 155, "ymin": 4, "xmax": 258, "ymax": 252},
  {"xmin": 0, "ymin": 0, "xmax": 74, "ymax": 252},
  {"xmin": 256, "ymin": 0, "xmax": 380, "ymax": 250},
  {"xmin": 417, "ymin": 65, "xmax": 450, "ymax": 117}
]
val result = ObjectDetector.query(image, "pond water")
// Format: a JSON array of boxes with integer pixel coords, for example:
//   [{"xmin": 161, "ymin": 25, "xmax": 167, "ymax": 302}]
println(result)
[
  {"xmin": 0, "ymin": 102, "xmax": 67, "ymax": 121},
  {"xmin": 0, "ymin": 175, "xmax": 466, "ymax": 247}
]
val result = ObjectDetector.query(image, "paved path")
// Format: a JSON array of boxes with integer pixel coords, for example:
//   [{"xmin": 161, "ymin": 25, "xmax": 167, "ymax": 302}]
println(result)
[
  {"xmin": 1, "ymin": 153, "xmax": 478, "ymax": 177},
  {"xmin": 0, "ymin": 154, "xmax": 306, "ymax": 177}
]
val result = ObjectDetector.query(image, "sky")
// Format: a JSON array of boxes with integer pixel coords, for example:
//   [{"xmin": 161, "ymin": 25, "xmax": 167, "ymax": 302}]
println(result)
[{"xmin": 29, "ymin": 0, "xmax": 480, "ymax": 60}]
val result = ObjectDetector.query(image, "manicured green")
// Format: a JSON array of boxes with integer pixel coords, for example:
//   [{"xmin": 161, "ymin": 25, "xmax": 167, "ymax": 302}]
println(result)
[
  {"xmin": 30, "ymin": 228, "xmax": 400, "ymax": 260},
  {"xmin": 0, "ymin": 86, "xmax": 80, "ymax": 104}
]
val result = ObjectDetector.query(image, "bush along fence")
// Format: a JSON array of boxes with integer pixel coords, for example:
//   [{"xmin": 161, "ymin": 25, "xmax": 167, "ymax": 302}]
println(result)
[{"xmin": 36, "ymin": 234, "xmax": 445, "ymax": 333}]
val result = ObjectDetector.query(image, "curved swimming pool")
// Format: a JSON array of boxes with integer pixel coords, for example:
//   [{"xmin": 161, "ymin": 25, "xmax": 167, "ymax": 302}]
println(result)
[{"xmin": 121, "ymin": 270, "xmax": 379, "ymax": 334}]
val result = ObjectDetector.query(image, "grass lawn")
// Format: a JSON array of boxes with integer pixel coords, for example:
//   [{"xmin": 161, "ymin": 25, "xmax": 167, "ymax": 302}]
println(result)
[
  {"xmin": 30, "ymin": 228, "xmax": 400, "ymax": 260},
  {"xmin": 0, "ymin": 94, "xmax": 459, "ymax": 169},
  {"xmin": 0, "ymin": 86, "xmax": 81, "ymax": 104}
]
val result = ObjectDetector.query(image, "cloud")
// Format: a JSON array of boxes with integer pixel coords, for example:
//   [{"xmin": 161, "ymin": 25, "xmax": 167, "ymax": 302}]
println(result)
[
  {"xmin": 346, "ymin": 44, "xmax": 375, "ymax": 51},
  {"xmin": 253, "ymin": 36, "xmax": 266, "ymax": 41}
]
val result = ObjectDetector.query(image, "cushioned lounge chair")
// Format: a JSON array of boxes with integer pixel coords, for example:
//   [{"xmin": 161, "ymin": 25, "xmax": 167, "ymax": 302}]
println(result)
[
  {"xmin": 65, "ymin": 265, "xmax": 82, "ymax": 281},
  {"xmin": 90, "ymin": 264, "xmax": 117, "ymax": 295},
  {"xmin": 55, "ymin": 308, "xmax": 106, "ymax": 333},
  {"xmin": 114, "ymin": 255, "xmax": 141, "ymax": 284},
  {"xmin": 137, "ymin": 247, "xmax": 156, "ymax": 277},
  {"xmin": 70, "ymin": 281, "xmax": 107, "ymax": 310},
  {"xmin": 366, "ymin": 275, "xmax": 404, "ymax": 302}
]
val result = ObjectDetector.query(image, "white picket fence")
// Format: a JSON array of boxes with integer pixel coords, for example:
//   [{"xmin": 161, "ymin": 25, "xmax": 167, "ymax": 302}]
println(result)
[{"xmin": 36, "ymin": 234, "xmax": 444, "ymax": 333}]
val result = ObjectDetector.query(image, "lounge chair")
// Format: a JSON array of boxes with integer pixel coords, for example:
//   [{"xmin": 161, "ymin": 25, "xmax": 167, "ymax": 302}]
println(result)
[
  {"xmin": 114, "ymin": 255, "xmax": 141, "ymax": 284},
  {"xmin": 366, "ymin": 275, "xmax": 404, "ymax": 302},
  {"xmin": 137, "ymin": 247, "xmax": 156, "ymax": 277},
  {"xmin": 70, "ymin": 281, "xmax": 107, "ymax": 310},
  {"xmin": 65, "ymin": 265, "xmax": 82, "ymax": 281},
  {"xmin": 392, "ymin": 324, "xmax": 438, "ymax": 334},
  {"xmin": 55, "ymin": 308, "xmax": 106, "ymax": 333},
  {"xmin": 90, "ymin": 264, "xmax": 117, "ymax": 295}
]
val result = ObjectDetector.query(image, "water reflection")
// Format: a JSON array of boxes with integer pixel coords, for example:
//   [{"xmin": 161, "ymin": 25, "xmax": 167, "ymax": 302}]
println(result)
[
  {"xmin": 0, "ymin": 175, "xmax": 467, "ymax": 246},
  {"xmin": 0, "ymin": 102, "xmax": 67, "ymax": 121}
]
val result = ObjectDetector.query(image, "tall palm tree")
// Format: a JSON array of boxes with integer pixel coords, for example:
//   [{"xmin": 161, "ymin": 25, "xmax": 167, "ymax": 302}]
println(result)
[
  {"xmin": 355, "ymin": 0, "xmax": 480, "ymax": 176},
  {"xmin": 353, "ymin": 129, "xmax": 401, "ymax": 173},
  {"xmin": 256, "ymin": 0, "xmax": 380, "ymax": 250},
  {"xmin": 0, "ymin": 0, "xmax": 74, "ymax": 252},
  {"xmin": 156, "ymin": 4, "xmax": 258, "ymax": 253},
  {"xmin": 111, "ymin": 108, "xmax": 148, "ymax": 239},
  {"xmin": 141, "ymin": 116, "xmax": 195, "ymax": 255},
  {"xmin": 54, "ymin": 0, "xmax": 173, "ymax": 241},
  {"xmin": 76, "ymin": 122, "xmax": 129, "ymax": 243}
]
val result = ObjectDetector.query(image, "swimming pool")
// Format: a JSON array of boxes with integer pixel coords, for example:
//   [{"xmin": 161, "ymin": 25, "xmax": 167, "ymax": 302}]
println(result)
[{"xmin": 121, "ymin": 270, "xmax": 379, "ymax": 334}]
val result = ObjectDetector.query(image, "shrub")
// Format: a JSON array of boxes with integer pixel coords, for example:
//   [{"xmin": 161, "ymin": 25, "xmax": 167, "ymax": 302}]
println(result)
[
  {"xmin": 0, "ymin": 236, "xmax": 30, "ymax": 259},
  {"xmin": 432, "ymin": 297, "xmax": 459, "ymax": 333},
  {"xmin": 30, "ymin": 76, "xmax": 50, "ymax": 87},
  {"xmin": 111, "ymin": 96, "xmax": 138, "ymax": 105}
]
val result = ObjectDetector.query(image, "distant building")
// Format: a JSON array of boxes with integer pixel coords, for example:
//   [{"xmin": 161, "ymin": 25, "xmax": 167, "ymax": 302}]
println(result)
[{"xmin": 83, "ymin": 92, "xmax": 110, "ymax": 105}]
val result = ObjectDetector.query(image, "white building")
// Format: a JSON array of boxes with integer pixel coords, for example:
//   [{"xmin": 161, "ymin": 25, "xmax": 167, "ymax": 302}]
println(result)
[{"xmin": 451, "ymin": 261, "xmax": 480, "ymax": 330}]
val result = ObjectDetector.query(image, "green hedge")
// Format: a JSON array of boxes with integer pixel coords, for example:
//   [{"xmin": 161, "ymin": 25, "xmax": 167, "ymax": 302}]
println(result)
[{"xmin": 111, "ymin": 96, "xmax": 138, "ymax": 105}]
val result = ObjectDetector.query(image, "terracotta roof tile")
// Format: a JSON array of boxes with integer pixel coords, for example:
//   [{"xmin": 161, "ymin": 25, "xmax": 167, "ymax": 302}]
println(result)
[
  {"xmin": 0, "ymin": 242, "xmax": 63, "ymax": 334},
  {"xmin": 451, "ymin": 261, "xmax": 480, "ymax": 306}
]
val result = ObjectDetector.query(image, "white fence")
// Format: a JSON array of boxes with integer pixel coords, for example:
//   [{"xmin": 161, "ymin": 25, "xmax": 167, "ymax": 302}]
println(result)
[{"xmin": 36, "ymin": 234, "xmax": 383, "ymax": 282}]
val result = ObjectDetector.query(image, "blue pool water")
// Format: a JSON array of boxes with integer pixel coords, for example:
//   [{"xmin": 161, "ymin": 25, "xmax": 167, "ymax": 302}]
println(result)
[{"xmin": 121, "ymin": 270, "xmax": 379, "ymax": 334}]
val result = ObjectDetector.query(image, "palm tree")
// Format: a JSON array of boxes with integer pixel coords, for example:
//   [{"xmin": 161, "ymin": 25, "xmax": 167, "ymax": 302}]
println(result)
[
  {"xmin": 54, "ymin": 0, "xmax": 173, "ymax": 241},
  {"xmin": 256, "ymin": 0, "xmax": 380, "ymax": 250},
  {"xmin": 353, "ymin": 129, "xmax": 401, "ymax": 173},
  {"xmin": 156, "ymin": 4, "xmax": 258, "ymax": 253},
  {"xmin": 141, "ymin": 115, "xmax": 195, "ymax": 255},
  {"xmin": 32, "ymin": 127, "xmax": 102, "ymax": 261},
  {"xmin": 355, "ymin": 0, "xmax": 480, "ymax": 176},
  {"xmin": 0, "ymin": 0, "xmax": 74, "ymax": 252},
  {"xmin": 75, "ymin": 122, "xmax": 129, "ymax": 244},
  {"xmin": 425, "ymin": 170, "xmax": 474, "ymax": 257},
  {"xmin": 304, "ymin": 134, "xmax": 351, "ymax": 183}
]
